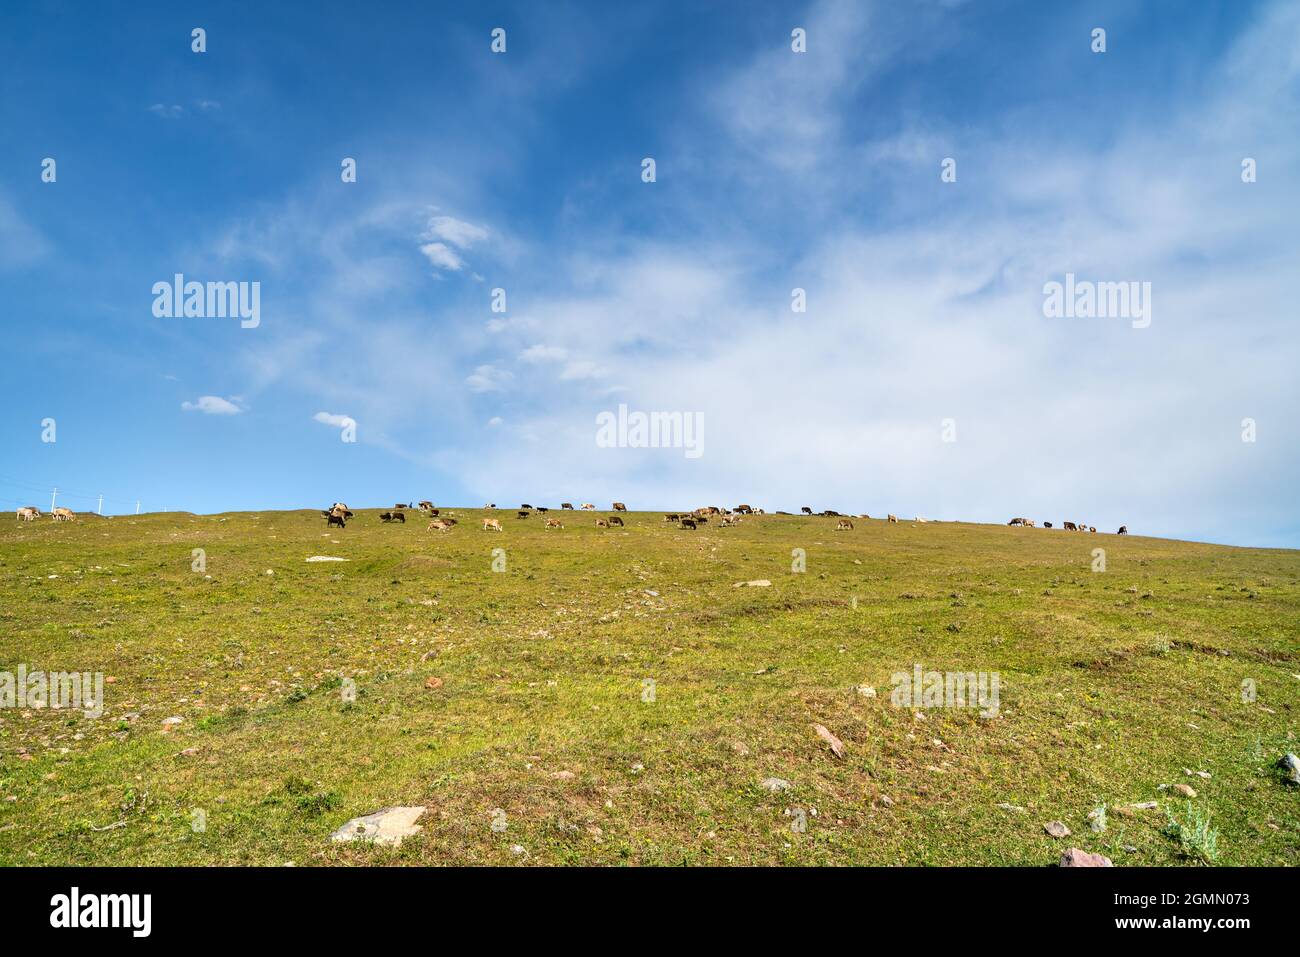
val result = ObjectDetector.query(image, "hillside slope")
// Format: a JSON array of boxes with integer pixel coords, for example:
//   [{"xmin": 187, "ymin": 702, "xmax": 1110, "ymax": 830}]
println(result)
[{"xmin": 1, "ymin": 509, "xmax": 1297, "ymax": 865}]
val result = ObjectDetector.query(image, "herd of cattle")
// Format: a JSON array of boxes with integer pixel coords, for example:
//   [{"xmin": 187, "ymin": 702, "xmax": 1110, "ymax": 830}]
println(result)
[
  {"xmin": 14, "ymin": 506, "xmax": 75, "ymax": 522},
  {"xmin": 12, "ymin": 500, "xmax": 1130, "ymax": 537},
  {"xmin": 313, "ymin": 502, "xmax": 1129, "ymax": 536}
]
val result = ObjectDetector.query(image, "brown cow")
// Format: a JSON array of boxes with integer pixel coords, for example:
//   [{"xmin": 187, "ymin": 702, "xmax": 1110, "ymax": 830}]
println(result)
[
  {"xmin": 612, "ymin": 502, "xmax": 627, "ymax": 511},
  {"xmin": 417, "ymin": 501, "xmax": 434, "ymax": 511},
  {"xmin": 482, "ymin": 518, "xmax": 503, "ymax": 531},
  {"xmin": 887, "ymin": 514, "xmax": 898, "ymax": 523},
  {"xmin": 545, "ymin": 518, "xmax": 564, "ymax": 530},
  {"xmin": 561, "ymin": 503, "xmax": 574, "ymax": 510},
  {"xmin": 664, "ymin": 514, "xmax": 680, "ymax": 522},
  {"xmin": 595, "ymin": 518, "xmax": 609, "ymax": 528},
  {"xmin": 380, "ymin": 511, "xmax": 405, "ymax": 523},
  {"xmin": 1063, "ymin": 521, "xmax": 1077, "ymax": 531},
  {"xmin": 608, "ymin": 516, "xmax": 624, "ymax": 527},
  {"xmin": 836, "ymin": 519, "xmax": 854, "ymax": 531},
  {"xmin": 428, "ymin": 519, "xmax": 453, "ymax": 532}
]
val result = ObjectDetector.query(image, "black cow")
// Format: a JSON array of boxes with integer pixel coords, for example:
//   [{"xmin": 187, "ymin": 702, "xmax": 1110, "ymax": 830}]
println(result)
[
  {"xmin": 327, "ymin": 512, "xmax": 346, "ymax": 529},
  {"xmin": 680, "ymin": 518, "xmax": 697, "ymax": 529},
  {"xmin": 608, "ymin": 516, "xmax": 624, "ymax": 527}
]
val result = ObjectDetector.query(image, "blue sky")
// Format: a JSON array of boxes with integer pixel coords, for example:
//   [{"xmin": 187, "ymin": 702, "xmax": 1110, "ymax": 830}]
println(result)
[{"xmin": 2, "ymin": 0, "xmax": 1297, "ymax": 546}]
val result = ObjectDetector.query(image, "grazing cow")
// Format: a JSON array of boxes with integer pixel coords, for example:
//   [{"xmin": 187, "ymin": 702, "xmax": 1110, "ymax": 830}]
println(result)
[
  {"xmin": 580, "ymin": 503, "xmax": 595, "ymax": 510},
  {"xmin": 561, "ymin": 503, "xmax": 574, "ymax": 510},
  {"xmin": 857, "ymin": 514, "xmax": 870, "ymax": 519},
  {"xmin": 734, "ymin": 505, "xmax": 753, "ymax": 514},
  {"xmin": 427, "ymin": 508, "xmax": 440, "ymax": 517},
  {"xmin": 755, "ymin": 508, "xmax": 765, "ymax": 515},
  {"xmin": 612, "ymin": 502, "xmax": 627, "ymax": 511},
  {"xmin": 801, "ymin": 506, "xmax": 813, "ymax": 515},
  {"xmin": 664, "ymin": 514, "xmax": 680, "ymax": 522},
  {"xmin": 16, "ymin": 506, "xmax": 38, "ymax": 522},
  {"xmin": 482, "ymin": 518, "xmax": 503, "ymax": 531},
  {"xmin": 887, "ymin": 514, "xmax": 898, "ymax": 523},
  {"xmin": 521, "ymin": 504, "xmax": 533, "ymax": 510},
  {"xmin": 417, "ymin": 501, "xmax": 434, "ymax": 511},
  {"xmin": 1060, "ymin": 521, "xmax": 1074, "ymax": 530},
  {"xmin": 537, "ymin": 507, "xmax": 549, "ymax": 513},
  {"xmin": 1024, "ymin": 519, "xmax": 1036, "ymax": 528},
  {"xmin": 327, "ymin": 512, "xmax": 346, "ymax": 529},
  {"xmin": 719, "ymin": 516, "xmax": 736, "ymax": 527},
  {"xmin": 394, "ymin": 503, "xmax": 407, "ymax": 510},
  {"xmin": 545, "ymin": 518, "xmax": 564, "ymax": 530},
  {"xmin": 680, "ymin": 518, "xmax": 697, "ymax": 529},
  {"xmin": 836, "ymin": 519, "xmax": 854, "ymax": 531},
  {"xmin": 595, "ymin": 518, "xmax": 609, "ymax": 528},
  {"xmin": 1043, "ymin": 522, "xmax": 1053, "ymax": 528},
  {"xmin": 380, "ymin": 511, "xmax": 405, "ymax": 523},
  {"xmin": 1008, "ymin": 517, "xmax": 1027, "ymax": 526},
  {"xmin": 517, "ymin": 511, "xmax": 530, "ymax": 519},
  {"xmin": 1088, "ymin": 526, "xmax": 1096, "ymax": 533},
  {"xmin": 428, "ymin": 519, "xmax": 453, "ymax": 532},
  {"xmin": 1117, "ymin": 525, "xmax": 1128, "ymax": 535},
  {"xmin": 608, "ymin": 516, "xmax": 625, "ymax": 527},
  {"xmin": 484, "ymin": 503, "xmax": 497, "ymax": 510},
  {"xmin": 52, "ymin": 507, "xmax": 76, "ymax": 522}
]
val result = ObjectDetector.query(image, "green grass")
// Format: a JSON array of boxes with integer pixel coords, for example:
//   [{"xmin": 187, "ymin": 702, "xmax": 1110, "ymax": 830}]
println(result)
[{"xmin": 1, "ymin": 509, "xmax": 1297, "ymax": 866}]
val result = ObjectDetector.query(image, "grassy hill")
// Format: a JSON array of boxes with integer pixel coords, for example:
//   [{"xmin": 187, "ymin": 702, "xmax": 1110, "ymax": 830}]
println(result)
[{"xmin": 1, "ymin": 508, "xmax": 1297, "ymax": 866}]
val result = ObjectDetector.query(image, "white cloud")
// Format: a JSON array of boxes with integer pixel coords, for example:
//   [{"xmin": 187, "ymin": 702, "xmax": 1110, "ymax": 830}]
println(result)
[
  {"xmin": 313, "ymin": 411, "xmax": 356, "ymax": 428},
  {"xmin": 149, "ymin": 103, "xmax": 185, "ymax": 119},
  {"xmin": 181, "ymin": 396, "xmax": 242, "ymax": 415},
  {"xmin": 519, "ymin": 344, "xmax": 568, "ymax": 363},
  {"xmin": 423, "ymin": 215, "xmax": 489, "ymax": 249},
  {"xmin": 487, "ymin": 416, "xmax": 503, "ymax": 427},
  {"xmin": 465, "ymin": 364, "xmax": 512, "ymax": 393},
  {"xmin": 419, "ymin": 241, "xmax": 465, "ymax": 272}
]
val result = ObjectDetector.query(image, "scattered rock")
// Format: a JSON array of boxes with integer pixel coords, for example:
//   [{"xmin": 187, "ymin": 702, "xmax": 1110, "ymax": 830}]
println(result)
[
  {"xmin": 551, "ymin": 770, "xmax": 576, "ymax": 781},
  {"xmin": 856, "ymin": 685, "xmax": 877, "ymax": 698},
  {"xmin": 733, "ymin": 579, "xmax": 772, "ymax": 588},
  {"xmin": 1172, "ymin": 783, "xmax": 1197, "ymax": 798},
  {"xmin": 330, "ymin": 806, "xmax": 425, "ymax": 847},
  {"xmin": 1113, "ymin": 802, "xmax": 1158, "ymax": 817},
  {"xmin": 875, "ymin": 794, "xmax": 894, "ymax": 808},
  {"xmin": 760, "ymin": 777, "xmax": 791, "ymax": 793},
  {"xmin": 1278, "ymin": 753, "xmax": 1300, "ymax": 785},
  {"xmin": 423, "ymin": 676, "xmax": 443, "ymax": 691},
  {"xmin": 305, "ymin": 556, "xmax": 349, "ymax": 562},
  {"xmin": 1044, "ymin": 821, "xmax": 1071, "ymax": 838},
  {"xmin": 996, "ymin": 803, "xmax": 1027, "ymax": 813},
  {"xmin": 812, "ymin": 723, "xmax": 845, "ymax": 758},
  {"xmin": 1059, "ymin": 847, "xmax": 1113, "ymax": 867},
  {"xmin": 1088, "ymin": 807, "xmax": 1107, "ymax": 832}
]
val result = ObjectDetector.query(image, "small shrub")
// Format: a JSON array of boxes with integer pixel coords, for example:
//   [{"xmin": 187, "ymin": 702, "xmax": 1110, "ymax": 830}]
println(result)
[{"xmin": 1163, "ymin": 801, "xmax": 1219, "ymax": 863}]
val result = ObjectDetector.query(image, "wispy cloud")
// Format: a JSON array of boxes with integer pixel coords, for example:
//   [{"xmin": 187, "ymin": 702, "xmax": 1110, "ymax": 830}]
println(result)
[{"xmin": 182, "ymin": 396, "xmax": 243, "ymax": 415}]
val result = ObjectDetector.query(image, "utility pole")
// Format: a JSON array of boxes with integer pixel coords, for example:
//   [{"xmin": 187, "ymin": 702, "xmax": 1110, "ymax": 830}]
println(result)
[
  {"xmin": 97, "ymin": 494, "xmax": 104, "ymax": 515},
  {"xmin": 50, "ymin": 488, "xmax": 58, "ymax": 511}
]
